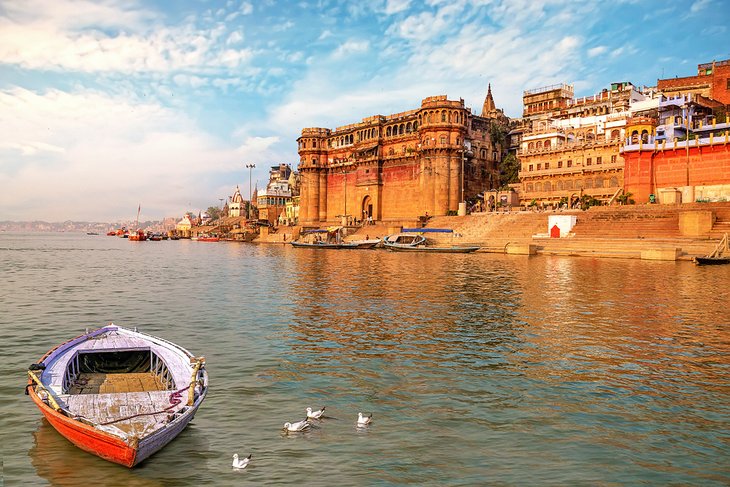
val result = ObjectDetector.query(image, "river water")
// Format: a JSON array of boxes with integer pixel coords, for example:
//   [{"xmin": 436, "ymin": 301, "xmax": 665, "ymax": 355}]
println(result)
[{"xmin": 1, "ymin": 232, "xmax": 728, "ymax": 486}]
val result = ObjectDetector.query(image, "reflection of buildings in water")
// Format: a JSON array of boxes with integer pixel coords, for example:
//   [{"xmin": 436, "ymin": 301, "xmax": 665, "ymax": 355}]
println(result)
[
  {"xmin": 30, "ymin": 418, "xmax": 209, "ymax": 487},
  {"xmin": 514, "ymin": 257, "xmax": 730, "ymax": 393},
  {"xmin": 285, "ymin": 252, "xmax": 524, "ymax": 374}
]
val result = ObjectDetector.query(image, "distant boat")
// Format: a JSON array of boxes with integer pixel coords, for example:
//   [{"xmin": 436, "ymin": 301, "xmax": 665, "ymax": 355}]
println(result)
[
  {"xmin": 128, "ymin": 205, "xmax": 145, "ymax": 241},
  {"xmin": 86, "ymin": 232, "xmax": 99, "ymax": 236},
  {"xmin": 128, "ymin": 230, "xmax": 147, "ymax": 241},
  {"xmin": 197, "ymin": 235, "xmax": 220, "ymax": 242},
  {"xmin": 26, "ymin": 324, "xmax": 207, "ymax": 467}
]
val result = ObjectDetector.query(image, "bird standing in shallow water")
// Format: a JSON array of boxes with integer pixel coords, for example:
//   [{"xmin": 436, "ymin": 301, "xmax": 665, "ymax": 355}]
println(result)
[
  {"xmin": 284, "ymin": 418, "xmax": 311, "ymax": 432},
  {"xmin": 232, "ymin": 453, "xmax": 251, "ymax": 469},
  {"xmin": 357, "ymin": 412, "xmax": 372, "ymax": 426},
  {"xmin": 306, "ymin": 406, "xmax": 325, "ymax": 419}
]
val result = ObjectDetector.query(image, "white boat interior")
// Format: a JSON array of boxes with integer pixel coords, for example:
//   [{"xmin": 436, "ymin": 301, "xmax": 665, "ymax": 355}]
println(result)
[{"xmin": 38, "ymin": 325, "xmax": 206, "ymax": 439}]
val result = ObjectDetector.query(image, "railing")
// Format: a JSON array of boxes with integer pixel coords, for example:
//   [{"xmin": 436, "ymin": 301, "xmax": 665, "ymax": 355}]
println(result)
[{"xmin": 524, "ymin": 83, "xmax": 573, "ymax": 96}]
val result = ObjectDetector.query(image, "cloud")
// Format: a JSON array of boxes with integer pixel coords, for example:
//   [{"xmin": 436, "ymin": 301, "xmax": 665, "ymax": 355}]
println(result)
[
  {"xmin": 690, "ymin": 0, "xmax": 710, "ymax": 14},
  {"xmin": 0, "ymin": 87, "xmax": 244, "ymax": 220},
  {"xmin": 331, "ymin": 40, "xmax": 370, "ymax": 59},
  {"xmin": 0, "ymin": 0, "xmax": 254, "ymax": 74},
  {"xmin": 383, "ymin": 0, "xmax": 412, "ymax": 15},
  {"xmin": 588, "ymin": 45, "xmax": 607, "ymax": 57}
]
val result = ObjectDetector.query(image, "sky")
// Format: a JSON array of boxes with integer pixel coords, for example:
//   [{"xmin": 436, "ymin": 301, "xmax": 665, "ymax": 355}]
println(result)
[{"xmin": 0, "ymin": 0, "xmax": 728, "ymax": 222}]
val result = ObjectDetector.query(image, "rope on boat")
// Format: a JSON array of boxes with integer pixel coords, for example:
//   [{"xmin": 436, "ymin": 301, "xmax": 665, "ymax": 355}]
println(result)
[{"xmin": 98, "ymin": 383, "xmax": 191, "ymax": 426}]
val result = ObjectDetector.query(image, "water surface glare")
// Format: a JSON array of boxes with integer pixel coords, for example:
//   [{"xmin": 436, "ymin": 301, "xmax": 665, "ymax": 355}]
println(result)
[{"xmin": 1, "ymin": 233, "xmax": 729, "ymax": 485}]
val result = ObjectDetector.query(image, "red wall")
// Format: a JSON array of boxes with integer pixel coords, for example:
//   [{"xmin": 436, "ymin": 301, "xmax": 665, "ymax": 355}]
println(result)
[{"xmin": 624, "ymin": 143, "xmax": 730, "ymax": 203}]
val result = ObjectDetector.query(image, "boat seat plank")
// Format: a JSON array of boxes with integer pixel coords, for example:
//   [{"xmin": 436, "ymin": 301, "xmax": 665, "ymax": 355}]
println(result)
[
  {"xmin": 64, "ymin": 391, "xmax": 184, "ymax": 435},
  {"xmin": 68, "ymin": 372, "xmax": 167, "ymax": 394}
]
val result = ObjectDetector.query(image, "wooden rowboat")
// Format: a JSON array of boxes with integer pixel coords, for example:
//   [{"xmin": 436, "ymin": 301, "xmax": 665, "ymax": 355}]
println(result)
[{"xmin": 26, "ymin": 324, "xmax": 208, "ymax": 467}]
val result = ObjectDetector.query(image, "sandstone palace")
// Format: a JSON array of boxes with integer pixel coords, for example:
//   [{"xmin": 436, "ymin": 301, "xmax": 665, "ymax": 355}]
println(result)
[{"xmin": 296, "ymin": 86, "xmax": 508, "ymax": 226}]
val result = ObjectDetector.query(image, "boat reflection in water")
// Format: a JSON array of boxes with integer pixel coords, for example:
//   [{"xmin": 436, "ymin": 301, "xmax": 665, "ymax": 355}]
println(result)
[{"xmin": 30, "ymin": 417, "xmax": 210, "ymax": 487}]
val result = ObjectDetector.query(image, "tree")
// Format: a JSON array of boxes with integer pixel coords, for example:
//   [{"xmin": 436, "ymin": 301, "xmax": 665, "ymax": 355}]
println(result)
[
  {"xmin": 206, "ymin": 206, "xmax": 222, "ymax": 221},
  {"xmin": 499, "ymin": 153, "xmax": 520, "ymax": 187}
]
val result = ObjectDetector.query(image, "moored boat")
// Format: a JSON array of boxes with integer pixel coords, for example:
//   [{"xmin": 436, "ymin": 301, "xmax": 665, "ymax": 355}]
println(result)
[
  {"xmin": 693, "ymin": 233, "xmax": 729, "ymax": 265},
  {"xmin": 26, "ymin": 324, "xmax": 208, "ymax": 467},
  {"xmin": 383, "ymin": 229, "xmax": 480, "ymax": 253},
  {"xmin": 382, "ymin": 232, "xmax": 427, "ymax": 249},
  {"xmin": 349, "ymin": 238, "xmax": 382, "ymax": 249},
  {"xmin": 197, "ymin": 235, "xmax": 220, "ymax": 242},
  {"xmin": 128, "ymin": 230, "xmax": 147, "ymax": 241},
  {"xmin": 291, "ymin": 227, "xmax": 359, "ymax": 249}
]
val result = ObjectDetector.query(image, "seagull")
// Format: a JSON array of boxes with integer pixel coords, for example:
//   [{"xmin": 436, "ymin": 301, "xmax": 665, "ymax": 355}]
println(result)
[
  {"xmin": 356, "ymin": 412, "xmax": 373, "ymax": 426},
  {"xmin": 232, "ymin": 453, "xmax": 251, "ymax": 469},
  {"xmin": 284, "ymin": 418, "xmax": 311, "ymax": 432},
  {"xmin": 306, "ymin": 406, "xmax": 325, "ymax": 420}
]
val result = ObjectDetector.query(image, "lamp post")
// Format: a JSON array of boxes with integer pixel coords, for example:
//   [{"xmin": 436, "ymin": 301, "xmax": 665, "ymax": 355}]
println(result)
[
  {"xmin": 246, "ymin": 163, "xmax": 255, "ymax": 219},
  {"xmin": 342, "ymin": 166, "xmax": 348, "ymax": 226}
]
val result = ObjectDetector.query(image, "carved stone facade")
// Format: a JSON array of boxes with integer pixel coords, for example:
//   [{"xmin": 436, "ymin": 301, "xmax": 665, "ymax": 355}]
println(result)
[{"xmin": 297, "ymin": 91, "xmax": 507, "ymax": 226}]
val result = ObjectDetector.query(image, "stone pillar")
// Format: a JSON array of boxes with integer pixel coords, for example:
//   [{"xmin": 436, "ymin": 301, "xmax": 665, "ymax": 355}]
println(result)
[
  {"xmin": 449, "ymin": 152, "xmax": 460, "ymax": 212},
  {"xmin": 318, "ymin": 171, "xmax": 328, "ymax": 223},
  {"xmin": 435, "ymin": 155, "xmax": 449, "ymax": 215}
]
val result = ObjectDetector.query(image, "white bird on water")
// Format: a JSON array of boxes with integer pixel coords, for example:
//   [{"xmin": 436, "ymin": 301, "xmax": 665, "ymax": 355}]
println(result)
[
  {"xmin": 306, "ymin": 406, "xmax": 325, "ymax": 420},
  {"xmin": 232, "ymin": 453, "xmax": 251, "ymax": 469},
  {"xmin": 356, "ymin": 412, "xmax": 373, "ymax": 426},
  {"xmin": 284, "ymin": 418, "xmax": 311, "ymax": 432}
]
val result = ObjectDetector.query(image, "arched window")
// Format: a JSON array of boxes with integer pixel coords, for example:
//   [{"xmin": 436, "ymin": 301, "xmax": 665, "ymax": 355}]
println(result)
[
  {"xmin": 399, "ymin": 124, "xmax": 405, "ymax": 135},
  {"xmin": 528, "ymin": 142, "xmax": 535, "ymax": 151},
  {"xmin": 387, "ymin": 127, "xmax": 392, "ymax": 137},
  {"xmin": 585, "ymin": 178, "xmax": 593, "ymax": 189},
  {"xmin": 610, "ymin": 177, "xmax": 619, "ymax": 187},
  {"xmin": 535, "ymin": 182, "xmax": 543, "ymax": 192},
  {"xmin": 595, "ymin": 177, "xmax": 604, "ymax": 188},
  {"xmin": 544, "ymin": 140, "xmax": 551, "ymax": 149},
  {"xmin": 631, "ymin": 131, "xmax": 639, "ymax": 144},
  {"xmin": 406, "ymin": 122, "xmax": 412, "ymax": 133},
  {"xmin": 641, "ymin": 130, "xmax": 649, "ymax": 143},
  {"xmin": 441, "ymin": 110, "xmax": 446, "ymax": 122},
  {"xmin": 557, "ymin": 180, "xmax": 564, "ymax": 190},
  {"xmin": 544, "ymin": 181, "xmax": 552, "ymax": 192},
  {"xmin": 536, "ymin": 141, "xmax": 543, "ymax": 149},
  {"xmin": 611, "ymin": 129, "xmax": 620, "ymax": 141},
  {"xmin": 526, "ymin": 183, "xmax": 534, "ymax": 192}
]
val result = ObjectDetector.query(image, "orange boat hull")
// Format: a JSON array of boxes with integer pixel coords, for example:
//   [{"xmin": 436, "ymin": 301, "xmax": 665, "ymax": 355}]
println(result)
[{"xmin": 28, "ymin": 385, "xmax": 138, "ymax": 467}]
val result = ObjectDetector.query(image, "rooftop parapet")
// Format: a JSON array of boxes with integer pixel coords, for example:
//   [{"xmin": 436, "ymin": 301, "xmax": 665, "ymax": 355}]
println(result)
[
  {"xmin": 523, "ymin": 83, "xmax": 574, "ymax": 97},
  {"xmin": 300, "ymin": 127, "xmax": 331, "ymax": 137}
]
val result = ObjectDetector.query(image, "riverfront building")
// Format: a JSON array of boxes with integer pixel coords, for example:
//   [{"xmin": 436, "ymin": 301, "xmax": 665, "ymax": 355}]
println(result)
[
  {"xmin": 513, "ymin": 58, "xmax": 730, "ymax": 208},
  {"xmin": 513, "ymin": 81, "xmax": 658, "ymax": 208},
  {"xmin": 296, "ymin": 86, "xmax": 508, "ymax": 226}
]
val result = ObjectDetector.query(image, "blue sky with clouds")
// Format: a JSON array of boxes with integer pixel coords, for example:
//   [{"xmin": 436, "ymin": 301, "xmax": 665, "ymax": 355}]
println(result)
[{"xmin": 0, "ymin": 0, "xmax": 727, "ymax": 222}]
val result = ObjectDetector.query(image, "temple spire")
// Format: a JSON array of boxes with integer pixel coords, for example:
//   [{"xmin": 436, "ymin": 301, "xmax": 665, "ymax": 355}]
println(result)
[{"xmin": 481, "ymin": 83, "xmax": 496, "ymax": 117}]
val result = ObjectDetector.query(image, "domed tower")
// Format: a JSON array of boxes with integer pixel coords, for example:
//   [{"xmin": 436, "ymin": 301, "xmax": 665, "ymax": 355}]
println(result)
[
  {"xmin": 416, "ymin": 96, "xmax": 471, "ymax": 215},
  {"xmin": 229, "ymin": 185, "xmax": 244, "ymax": 217},
  {"xmin": 297, "ymin": 128, "xmax": 331, "ymax": 224}
]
